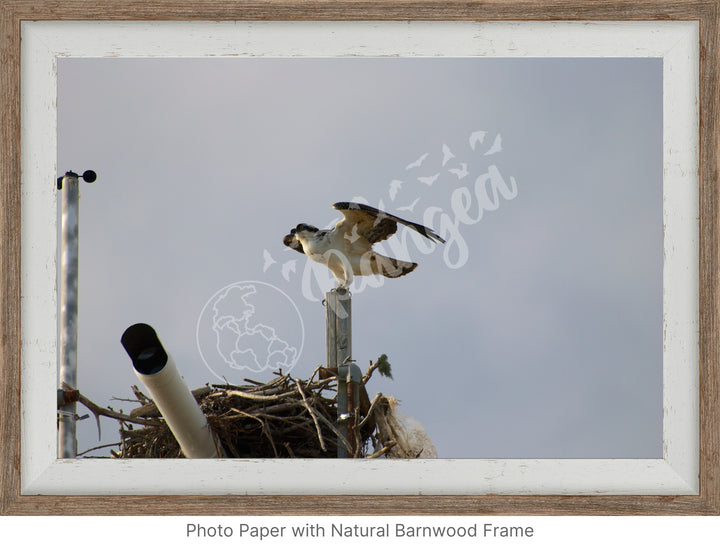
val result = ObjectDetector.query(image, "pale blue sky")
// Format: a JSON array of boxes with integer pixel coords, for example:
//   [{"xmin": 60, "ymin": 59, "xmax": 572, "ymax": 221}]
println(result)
[{"xmin": 58, "ymin": 57, "xmax": 663, "ymax": 458}]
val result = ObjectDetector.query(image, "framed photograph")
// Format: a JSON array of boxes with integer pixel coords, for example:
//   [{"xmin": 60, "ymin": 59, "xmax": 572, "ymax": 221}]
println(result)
[{"xmin": 1, "ymin": 1, "xmax": 718, "ymax": 515}]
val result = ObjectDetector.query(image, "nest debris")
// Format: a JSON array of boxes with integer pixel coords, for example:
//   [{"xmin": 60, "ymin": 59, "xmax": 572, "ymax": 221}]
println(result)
[{"xmin": 75, "ymin": 360, "xmax": 412, "ymax": 459}]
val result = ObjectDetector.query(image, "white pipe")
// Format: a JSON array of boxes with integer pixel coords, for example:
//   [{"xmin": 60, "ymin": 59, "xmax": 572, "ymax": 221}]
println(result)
[{"xmin": 121, "ymin": 324, "xmax": 222, "ymax": 458}]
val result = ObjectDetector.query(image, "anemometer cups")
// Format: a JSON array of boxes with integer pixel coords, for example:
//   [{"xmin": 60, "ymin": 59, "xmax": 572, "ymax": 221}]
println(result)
[
  {"xmin": 80, "ymin": 170, "xmax": 97, "ymax": 183},
  {"xmin": 56, "ymin": 169, "xmax": 96, "ymax": 189},
  {"xmin": 121, "ymin": 323, "xmax": 224, "ymax": 458}
]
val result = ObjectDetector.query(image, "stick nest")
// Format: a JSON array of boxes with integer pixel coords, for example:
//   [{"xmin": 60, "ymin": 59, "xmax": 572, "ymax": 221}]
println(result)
[
  {"xmin": 75, "ymin": 358, "xmax": 426, "ymax": 458},
  {"xmin": 77, "ymin": 367, "xmax": 393, "ymax": 458},
  {"xmin": 121, "ymin": 370, "xmax": 348, "ymax": 458}
]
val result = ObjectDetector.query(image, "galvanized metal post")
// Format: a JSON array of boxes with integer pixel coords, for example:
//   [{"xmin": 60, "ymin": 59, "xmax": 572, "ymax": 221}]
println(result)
[
  {"xmin": 57, "ymin": 169, "xmax": 96, "ymax": 458},
  {"xmin": 325, "ymin": 287, "xmax": 351, "ymax": 368},
  {"xmin": 326, "ymin": 288, "xmax": 352, "ymax": 457},
  {"xmin": 58, "ymin": 172, "xmax": 80, "ymax": 458},
  {"xmin": 339, "ymin": 362, "xmax": 363, "ymax": 457}
]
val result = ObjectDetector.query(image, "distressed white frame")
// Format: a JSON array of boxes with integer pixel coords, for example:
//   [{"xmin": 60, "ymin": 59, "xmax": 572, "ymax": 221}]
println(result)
[{"xmin": 21, "ymin": 21, "xmax": 698, "ymax": 495}]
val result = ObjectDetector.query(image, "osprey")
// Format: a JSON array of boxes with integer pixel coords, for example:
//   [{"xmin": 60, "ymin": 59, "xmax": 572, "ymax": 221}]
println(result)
[{"xmin": 283, "ymin": 202, "xmax": 445, "ymax": 288}]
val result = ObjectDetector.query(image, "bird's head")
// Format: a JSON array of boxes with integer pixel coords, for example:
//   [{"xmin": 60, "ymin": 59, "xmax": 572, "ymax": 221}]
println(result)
[
  {"xmin": 283, "ymin": 223, "xmax": 318, "ymax": 253},
  {"xmin": 290, "ymin": 223, "xmax": 319, "ymax": 237}
]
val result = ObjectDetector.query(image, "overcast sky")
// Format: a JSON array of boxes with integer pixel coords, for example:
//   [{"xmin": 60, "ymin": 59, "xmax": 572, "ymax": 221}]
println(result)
[{"xmin": 57, "ymin": 56, "xmax": 663, "ymax": 459}]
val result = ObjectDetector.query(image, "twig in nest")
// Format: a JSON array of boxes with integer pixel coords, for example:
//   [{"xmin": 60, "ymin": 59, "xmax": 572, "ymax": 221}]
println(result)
[
  {"xmin": 309, "ymin": 365, "xmax": 324, "ymax": 382},
  {"xmin": 75, "ymin": 390, "xmax": 163, "ymax": 440},
  {"xmin": 110, "ymin": 397, "xmax": 143, "ymax": 404},
  {"xmin": 77, "ymin": 442, "xmax": 122, "ymax": 457},
  {"xmin": 306, "ymin": 404, "xmax": 353, "ymax": 454},
  {"xmin": 261, "ymin": 420, "xmax": 279, "ymax": 457},
  {"xmin": 283, "ymin": 442, "xmax": 297, "ymax": 458},
  {"xmin": 358, "ymin": 392, "xmax": 383, "ymax": 430},
  {"xmin": 366, "ymin": 439, "xmax": 397, "ymax": 459},
  {"xmin": 210, "ymin": 388, "xmax": 299, "ymax": 403},
  {"xmin": 130, "ymin": 386, "xmax": 212, "ymax": 418},
  {"xmin": 352, "ymin": 407, "xmax": 363, "ymax": 458},
  {"xmin": 293, "ymin": 377, "xmax": 326, "ymax": 452},
  {"xmin": 131, "ymin": 385, "xmax": 151, "ymax": 404}
]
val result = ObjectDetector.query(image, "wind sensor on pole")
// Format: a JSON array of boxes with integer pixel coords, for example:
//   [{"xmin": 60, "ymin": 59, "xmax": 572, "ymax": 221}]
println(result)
[
  {"xmin": 57, "ymin": 169, "xmax": 97, "ymax": 459},
  {"xmin": 57, "ymin": 169, "xmax": 96, "ymax": 189}
]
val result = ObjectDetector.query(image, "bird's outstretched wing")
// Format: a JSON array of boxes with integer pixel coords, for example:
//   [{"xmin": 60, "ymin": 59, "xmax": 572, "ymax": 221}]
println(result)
[{"xmin": 332, "ymin": 202, "xmax": 445, "ymax": 245}]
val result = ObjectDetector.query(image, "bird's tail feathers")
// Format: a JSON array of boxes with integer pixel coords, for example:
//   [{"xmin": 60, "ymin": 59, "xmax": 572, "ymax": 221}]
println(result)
[{"xmin": 363, "ymin": 253, "xmax": 417, "ymax": 279}]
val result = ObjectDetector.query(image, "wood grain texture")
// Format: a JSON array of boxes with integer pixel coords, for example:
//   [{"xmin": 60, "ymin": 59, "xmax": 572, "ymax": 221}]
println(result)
[
  {"xmin": 2, "ymin": 493, "xmax": 720, "ymax": 516},
  {"xmin": 0, "ymin": 0, "xmax": 23, "ymax": 518},
  {"xmin": 698, "ymin": 0, "xmax": 720, "ymax": 516},
  {"xmin": 1, "ymin": 0, "xmax": 719, "ymax": 516},
  {"xmin": 0, "ymin": 0, "xmax": 718, "ymax": 21}
]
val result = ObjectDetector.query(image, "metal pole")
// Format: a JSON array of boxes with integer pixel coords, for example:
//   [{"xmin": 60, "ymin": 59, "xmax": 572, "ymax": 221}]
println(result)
[
  {"xmin": 58, "ymin": 172, "xmax": 80, "ymax": 458},
  {"xmin": 338, "ymin": 362, "xmax": 362, "ymax": 457},
  {"xmin": 326, "ymin": 288, "xmax": 353, "ymax": 457},
  {"xmin": 57, "ymin": 169, "xmax": 96, "ymax": 459},
  {"xmin": 325, "ymin": 288, "xmax": 351, "ymax": 368}
]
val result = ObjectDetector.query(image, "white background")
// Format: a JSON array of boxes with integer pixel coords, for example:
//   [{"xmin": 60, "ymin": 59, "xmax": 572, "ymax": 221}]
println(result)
[{"xmin": 2, "ymin": 516, "xmax": 719, "ymax": 551}]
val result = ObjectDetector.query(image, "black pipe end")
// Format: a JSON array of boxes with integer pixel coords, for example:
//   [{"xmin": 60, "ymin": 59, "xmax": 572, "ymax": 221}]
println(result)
[{"xmin": 121, "ymin": 323, "xmax": 168, "ymax": 375}]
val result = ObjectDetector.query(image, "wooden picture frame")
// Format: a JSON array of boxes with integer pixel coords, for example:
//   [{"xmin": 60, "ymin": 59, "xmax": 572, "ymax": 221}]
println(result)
[{"xmin": 1, "ymin": 1, "xmax": 718, "ymax": 516}]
